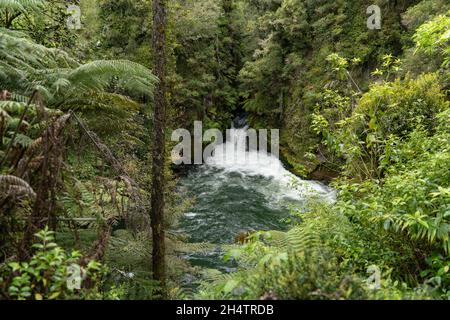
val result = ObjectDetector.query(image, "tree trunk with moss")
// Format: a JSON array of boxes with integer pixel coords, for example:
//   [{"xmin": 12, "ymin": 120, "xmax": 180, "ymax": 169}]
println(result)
[{"xmin": 151, "ymin": 0, "xmax": 167, "ymax": 294}]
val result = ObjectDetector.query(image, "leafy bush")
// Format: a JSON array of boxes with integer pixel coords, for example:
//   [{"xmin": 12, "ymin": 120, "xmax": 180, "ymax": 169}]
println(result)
[
  {"xmin": 313, "ymin": 72, "xmax": 448, "ymax": 179},
  {"xmin": 413, "ymin": 11, "xmax": 450, "ymax": 68},
  {"xmin": 0, "ymin": 227, "xmax": 108, "ymax": 300},
  {"xmin": 354, "ymin": 73, "xmax": 447, "ymax": 138},
  {"xmin": 331, "ymin": 110, "xmax": 449, "ymax": 298},
  {"xmin": 199, "ymin": 202, "xmax": 435, "ymax": 300},
  {"xmin": 200, "ymin": 249, "xmax": 369, "ymax": 300}
]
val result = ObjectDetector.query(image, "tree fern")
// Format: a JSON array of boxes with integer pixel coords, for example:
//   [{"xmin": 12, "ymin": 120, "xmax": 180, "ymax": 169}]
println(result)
[
  {"xmin": 264, "ymin": 227, "xmax": 321, "ymax": 254},
  {"xmin": 0, "ymin": 0, "xmax": 45, "ymax": 23},
  {"xmin": 0, "ymin": 174, "xmax": 36, "ymax": 199},
  {"xmin": 0, "ymin": 28, "xmax": 157, "ymax": 115},
  {"xmin": 61, "ymin": 91, "xmax": 141, "ymax": 113},
  {"xmin": 0, "ymin": 0, "xmax": 45, "ymax": 11}
]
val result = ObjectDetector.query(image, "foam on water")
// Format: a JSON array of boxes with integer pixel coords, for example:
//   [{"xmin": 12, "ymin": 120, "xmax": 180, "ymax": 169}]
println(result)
[
  {"xmin": 205, "ymin": 128, "xmax": 335, "ymax": 202},
  {"xmin": 176, "ymin": 124, "xmax": 336, "ymax": 275}
]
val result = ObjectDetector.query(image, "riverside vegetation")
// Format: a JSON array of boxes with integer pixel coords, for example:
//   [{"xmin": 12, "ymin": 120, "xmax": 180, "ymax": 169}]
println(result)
[{"xmin": 0, "ymin": 0, "xmax": 449, "ymax": 300}]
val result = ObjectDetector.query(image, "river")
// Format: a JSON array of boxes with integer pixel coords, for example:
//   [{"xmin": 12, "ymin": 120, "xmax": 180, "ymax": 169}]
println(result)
[{"xmin": 175, "ymin": 124, "xmax": 335, "ymax": 274}]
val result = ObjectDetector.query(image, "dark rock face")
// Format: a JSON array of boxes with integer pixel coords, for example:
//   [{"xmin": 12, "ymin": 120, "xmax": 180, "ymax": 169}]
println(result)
[{"xmin": 307, "ymin": 165, "xmax": 339, "ymax": 184}]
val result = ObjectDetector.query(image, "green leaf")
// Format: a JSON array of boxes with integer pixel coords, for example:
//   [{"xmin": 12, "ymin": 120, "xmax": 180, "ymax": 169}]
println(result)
[{"xmin": 223, "ymin": 279, "xmax": 239, "ymax": 294}]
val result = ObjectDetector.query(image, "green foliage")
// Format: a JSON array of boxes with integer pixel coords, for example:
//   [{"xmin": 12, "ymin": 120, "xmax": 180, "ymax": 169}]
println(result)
[
  {"xmin": 313, "ymin": 73, "xmax": 448, "ymax": 179},
  {"xmin": 200, "ymin": 32, "xmax": 449, "ymax": 299},
  {"xmin": 200, "ymin": 250, "xmax": 369, "ymax": 300},
  {"xmin": 0, "ymin": 0, "xmax": 81, "ymax": 49},
  {"xmin": 96, "ymin": 0, "xmax": 152, "ymax": 62},
  {"xmin": 421, "ymin": 253, "xmax": 450, "ymax": 299},
  {"xmin": 0, "ymin": 26, "xmax": 157, "ymax": 101},
  {"xmin": 170, "ymin": 0, "xmax": 243, "ymax": 128},
  {"xmin": 0, "ymin": 25, "xmax": 157, "ymax": 169},
  {"xmin": 413, "ymin": 11, "xmax": 450, "ymax": 68},
  {"xmin": 359, "ymin": 109, "xmax": 450, "ymax": 254},
  {"xmin": 199, "ymin": 202, "xmax": 435, "ymax": 300},
  {"xmin": 237, "ymin": 0, "xmax": 430, "ymax": 173},
  {"xmin": 1, "ymin": 227, "xmax": 107, "ymax": 300},
  {"xmin": 0, "ymin": 0, "xmax": 45, "ymax": 17},
  {"xmin": 94, "ymin": 0, "xmax": 243, "ymax": 130},
  {"xmin": 308, "ymin": 74, "xmax": 449, "ymax": 297},
  {"xmin": 0, "ymin": 29, "xmax": 157, "ymax": 104},
  {"xmin": 402, "ymin": 0, "xmax": 450, "ymax": 31},
  {"xmin": 0, "ymin": 1, "xmax": 168, "ymax": 301},
  {"xmin": 1, "ymin": 0, "xmax": 449, "ymax": 302}
]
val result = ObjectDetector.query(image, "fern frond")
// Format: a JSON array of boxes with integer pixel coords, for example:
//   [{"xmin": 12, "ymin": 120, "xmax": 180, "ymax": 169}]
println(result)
[
  {"xmin": 13, "ymin": 133, "xmax": 33, "ymax": 147},
  {"xmin": 0, "ymin": 29, "xmax": 156, "ymax": 114},
  {"xmin": 66, "ymin": 60, "xmax": 158, "ymax": 97},
  {"xmin": 0, "ymin": 174, "xmax": 36, "ymax": 199},
  {"xmin": 0, "ymin": 0, "xmax": 45, "ymax": 12},
  {"xmin": 61, "ymin": 91, "xmax": 141, "ymax": 113}
]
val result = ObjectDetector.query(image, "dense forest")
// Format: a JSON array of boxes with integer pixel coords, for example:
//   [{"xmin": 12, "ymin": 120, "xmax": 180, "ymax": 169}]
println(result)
[{"xmin": 0, "ymin": 0, "xmax": 449, "ymax": 301}]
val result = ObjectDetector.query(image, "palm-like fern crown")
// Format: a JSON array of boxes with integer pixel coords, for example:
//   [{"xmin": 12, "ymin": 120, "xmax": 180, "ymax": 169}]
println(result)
[
  {"xmin": 0, "ymin": 0, "xmax": 45, "ymax": 12},
  {"xmin": 0, "ymin": 27, "xmax": 157, "ymax": 112},
  {"xmin": 0, "ymin": 0, "xmax": 45, "ymax": 28}
]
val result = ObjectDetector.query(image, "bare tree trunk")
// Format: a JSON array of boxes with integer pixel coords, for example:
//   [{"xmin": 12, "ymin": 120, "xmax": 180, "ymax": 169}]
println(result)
[{"xmin": 151, "ymin": 0, "xmax": 167, "ymax": 295}]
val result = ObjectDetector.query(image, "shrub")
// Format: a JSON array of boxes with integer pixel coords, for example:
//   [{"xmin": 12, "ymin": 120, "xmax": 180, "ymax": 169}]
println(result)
[
  {"xmin": 0, "ymin": 227, "xmax": 107, "ymax": 300},
  {"xmin": 333, "ymin": 73, "xmax": 448, "ymax": 179}
]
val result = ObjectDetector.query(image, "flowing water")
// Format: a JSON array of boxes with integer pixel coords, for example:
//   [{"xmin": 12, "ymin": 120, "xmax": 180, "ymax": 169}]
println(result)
[{"xmin": 175, "ymin": 124, "xmax": 335, "ymax": 273}]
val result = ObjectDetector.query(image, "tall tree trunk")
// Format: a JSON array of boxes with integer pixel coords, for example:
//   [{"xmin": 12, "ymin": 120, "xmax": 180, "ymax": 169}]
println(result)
[{"xmin": 151, "ymin": 0, "xmax": 167, "ymax": 294}]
